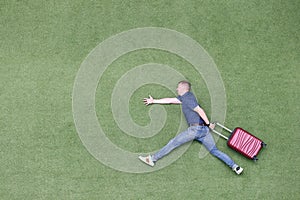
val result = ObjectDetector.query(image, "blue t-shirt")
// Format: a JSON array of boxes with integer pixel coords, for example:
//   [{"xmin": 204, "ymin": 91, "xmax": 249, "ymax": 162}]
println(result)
[{"xmin": 177, "ymin": 92, "xmax": 204, "ymax": 125}]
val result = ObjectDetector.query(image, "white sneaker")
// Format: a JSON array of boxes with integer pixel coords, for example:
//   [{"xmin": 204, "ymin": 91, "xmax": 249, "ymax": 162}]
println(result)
[
  {"xmin": 138, "ymin": 155, "xmax": 155, "ymax": 167},
  {"xmin": 233, "ymin": 165, "xmax": 244, "ymax": 175}
]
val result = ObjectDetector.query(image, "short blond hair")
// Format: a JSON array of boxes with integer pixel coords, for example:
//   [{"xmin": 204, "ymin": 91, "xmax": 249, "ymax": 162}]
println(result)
[{"xmin": 178, "ymin": 80, "xmax": 191, "ymax": 91}]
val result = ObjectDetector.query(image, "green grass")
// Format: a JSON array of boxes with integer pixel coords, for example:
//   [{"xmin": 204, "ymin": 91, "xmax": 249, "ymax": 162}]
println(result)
[{"xmin": 1, "ymin": 0, "xmax": 299, "ymax": 199}]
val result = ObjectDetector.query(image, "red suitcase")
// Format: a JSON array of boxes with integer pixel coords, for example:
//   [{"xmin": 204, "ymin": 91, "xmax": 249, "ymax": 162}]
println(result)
[{"xmin": 212, "ymin": 122, "xmax": 266, "ymax": 161}]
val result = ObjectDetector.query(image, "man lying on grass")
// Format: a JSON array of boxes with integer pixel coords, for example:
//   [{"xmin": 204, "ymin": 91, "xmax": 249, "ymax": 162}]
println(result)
[{"xmin": 139, "ymin": 80, "xmax": 243, "ymax": 175}]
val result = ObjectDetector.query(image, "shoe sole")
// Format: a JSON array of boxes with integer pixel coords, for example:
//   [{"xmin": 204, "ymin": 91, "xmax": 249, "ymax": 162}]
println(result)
[{"xmin": 138, "ymin": 156, "xmax": 154, "ymax": 167}]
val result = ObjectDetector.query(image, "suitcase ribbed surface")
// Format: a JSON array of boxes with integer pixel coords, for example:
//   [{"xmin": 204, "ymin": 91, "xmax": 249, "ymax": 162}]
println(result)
[{"xmin": 228, "ymin": 128, "xmax": 262, "ymax": 159}]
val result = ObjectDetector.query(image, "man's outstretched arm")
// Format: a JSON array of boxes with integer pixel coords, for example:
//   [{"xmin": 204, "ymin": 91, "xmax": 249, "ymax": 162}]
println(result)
[{"xmin": 143, "ymin": 95, "xmax": 181, "ymax": 105}]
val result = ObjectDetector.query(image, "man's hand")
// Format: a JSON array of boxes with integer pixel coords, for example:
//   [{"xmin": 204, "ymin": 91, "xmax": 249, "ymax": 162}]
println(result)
[
  {"xmin": 209, "ymin": 123, "xmax": 216, "ymax": 130},
  {"xmin": 143, "ymin": 95, "xmax": 154, "ymax": 105}
]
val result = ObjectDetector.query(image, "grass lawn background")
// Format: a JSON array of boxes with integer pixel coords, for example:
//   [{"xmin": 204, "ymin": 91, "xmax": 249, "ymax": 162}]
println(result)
[{"xmin": 1, "ymin": 0, "xmax": 299, "ymax": 199}]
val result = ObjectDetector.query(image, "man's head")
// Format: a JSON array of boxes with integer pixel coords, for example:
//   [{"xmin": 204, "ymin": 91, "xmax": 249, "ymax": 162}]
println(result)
[{"xmin": 177, "ymin": 80, "xmax": 191, "ymax": 96}]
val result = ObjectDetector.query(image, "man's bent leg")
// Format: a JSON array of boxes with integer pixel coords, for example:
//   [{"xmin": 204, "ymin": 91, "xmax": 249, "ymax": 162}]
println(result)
[{"xmin": 199, "ymin": 132, "xmax": 235, "ymax": 168}]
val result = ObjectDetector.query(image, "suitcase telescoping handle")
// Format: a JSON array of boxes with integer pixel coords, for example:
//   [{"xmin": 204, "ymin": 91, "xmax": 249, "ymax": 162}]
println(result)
[{"xmin": 211, "ymin": 122, "xmax": 233, "ymax": 140}]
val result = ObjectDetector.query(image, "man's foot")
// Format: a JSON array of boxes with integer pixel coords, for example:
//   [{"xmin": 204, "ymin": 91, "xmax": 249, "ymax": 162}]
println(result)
[
  {"xmin": 138, "ymin": 155, "xmax": 155, "ymax": 167},
  {"xmin": 233, "ymin": 165, "xmax": 244, "ymax": 175}
]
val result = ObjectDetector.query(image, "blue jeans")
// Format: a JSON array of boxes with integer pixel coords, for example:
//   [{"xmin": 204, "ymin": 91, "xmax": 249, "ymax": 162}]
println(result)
[{"xmin": 152, "ymin": 125, "xmax": 236, "ymax": 169}]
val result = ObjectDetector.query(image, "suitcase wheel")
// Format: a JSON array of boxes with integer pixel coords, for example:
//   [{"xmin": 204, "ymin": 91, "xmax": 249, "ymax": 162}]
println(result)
[
  {"xmin": 261, "ymin": 142, "xmax": 267, "ymax": 148},
  {"xmin": 253, "ymin": 156, "xmax": 258, "ymax": 162}
]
